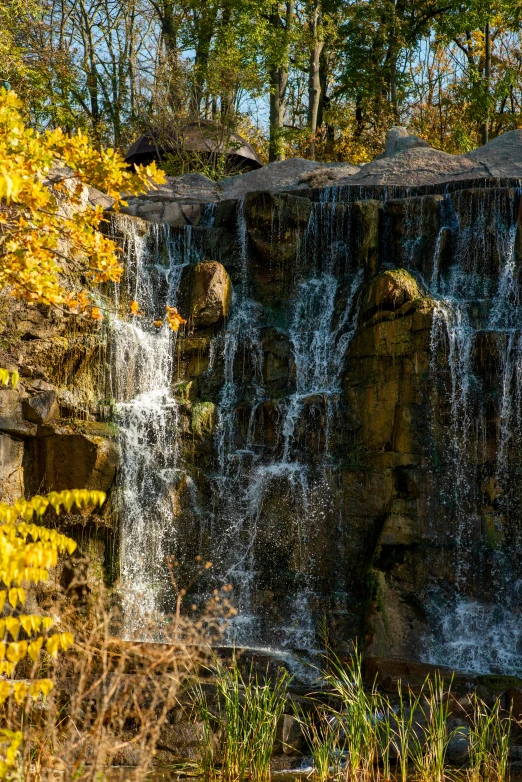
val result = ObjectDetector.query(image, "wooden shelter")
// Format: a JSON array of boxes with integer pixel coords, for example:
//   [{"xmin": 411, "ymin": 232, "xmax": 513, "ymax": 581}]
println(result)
[{"xmin": 124, "ymin": 120, "xmax": 263, "ymax": 171}]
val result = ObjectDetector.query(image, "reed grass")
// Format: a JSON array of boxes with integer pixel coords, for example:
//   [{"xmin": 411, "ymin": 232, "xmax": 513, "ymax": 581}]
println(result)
[
  {"xmin": 410, "ymin": 674, "xmax": 455, "ymax": 782},
  {"xmin": 468, "ymin": 694, "xmax": 511, "ymax": 782},
  {"xmin": 295, "ymin": 706, "xmax": 341, "ymax": 782},
  {"xmin": 393, "ymin": 679, "xmax": 422, "ymax": 782},
  {"xmin": 192, "ymin": 680, "xmax": 218, "ymax": 779},
  {"xmin": 322, "ymin": 645, "xmax": 378, "ymax": 781},
  {"xmin": 193, "ymin": 653, "xmax": 289, "ymax": 782},
  {"xmin": 195, "ymin": 647, "xmax": 518, "ymax": 782}
]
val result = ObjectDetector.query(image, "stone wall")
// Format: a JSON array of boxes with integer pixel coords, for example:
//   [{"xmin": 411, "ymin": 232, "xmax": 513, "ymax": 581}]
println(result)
[{"xmin": 3, "ymin": 169, "xmax": 522, "ymax": 672}]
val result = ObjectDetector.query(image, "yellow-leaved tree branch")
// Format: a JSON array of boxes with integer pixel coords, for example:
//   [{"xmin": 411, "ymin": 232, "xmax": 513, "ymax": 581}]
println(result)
[
  {"xmin": 0, "ymin": 88, "xmax": 170, "ymax": 775},
  {"xmin": 0, "ymin": 489, "xmax": 106, "ymax": 776},
  {"xmin": 0, "ymin": 88, "xmax": 165, "ymax": 319}
]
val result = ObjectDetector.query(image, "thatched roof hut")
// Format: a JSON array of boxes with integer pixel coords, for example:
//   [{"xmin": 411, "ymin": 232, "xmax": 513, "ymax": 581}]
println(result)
[{"xmin": 124, "ymin": 120, "xmax": 263, "ymax": 171}]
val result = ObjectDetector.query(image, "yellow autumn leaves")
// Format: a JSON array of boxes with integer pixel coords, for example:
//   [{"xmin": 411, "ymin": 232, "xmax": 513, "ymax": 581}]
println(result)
[
  {"xmin": 0, "ymin": 370, "xmax": 18, "ymax": 389},
  {"xmin": 166, "ymin": 305, "xmax": 187, "ymax": 332},
  {"xmin": 0, "ymin": 88, "xmax": 164, "ymax": 317},
  {"xmin": 130, "ymin": 300, "xmax": 187, "ymax": 332},
  {"xmin": 0, "ymin": 487, "xmax": 105, "ymax": 776},
  {"xmin": 0, "ymin": 730, "xmax": 22, "ymax": 777}
]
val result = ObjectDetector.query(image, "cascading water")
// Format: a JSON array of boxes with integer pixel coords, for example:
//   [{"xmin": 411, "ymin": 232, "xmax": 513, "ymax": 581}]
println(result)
[
  {"xmin": 419, "ymin": 187, "xmax": 522, "ymax": 673},
  {"xmin": 198, "ymin": 196, "xmax": 362, "ymax": 654},
  {"xmin": 106, "ymin": 178, "xmax": 522, "ymax": 677},
  {"xmin": 108, "ymin": 216, "xmax": 196, "ymax": 638}
]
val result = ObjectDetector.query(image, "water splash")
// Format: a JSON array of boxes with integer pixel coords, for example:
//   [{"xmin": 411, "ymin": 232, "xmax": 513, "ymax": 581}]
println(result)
[
  {"xmin": 423, "ymin": 188, "xmax": 522, "ymax": 672},
  {"xmin": 211, "ymin": 197, "xmax": 362, "ymax": 652},
  {"xmin": 109, "ymin": 219, "xmax": 196, "ymax": 638}
]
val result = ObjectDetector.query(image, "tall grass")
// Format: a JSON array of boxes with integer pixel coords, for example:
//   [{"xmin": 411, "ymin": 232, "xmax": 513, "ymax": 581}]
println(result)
[
  {"xmin": 468, "ymin": 694, "xmax": 511, "ymax": 782},
  {"xmin": 194, "ymin": 654, "xmax": 289, "ymax": 782},
  {"xmin": 297, "ymin": 650, "xmax": 518, "ymax": 782},
  {"xmin": 295, "ymin": 706, "xmax": 341, "ymax": 782},
  {"xmin": 393, "ymin": 679, "xmax": 421, "ymax": 782},
  {"xmin": 195, "ymin": 648, "xmax": 516, "ymax": 782},
  {"xmin": 322, "ymin": 646, "xmax": 378, "ymax": 781},
  {"xmin": 192, "ymin": 681, "xmax": 218, "ymax": 779},
  {"xmin": 410, "ymin": 674, "xmax": 455, "ymax": 782}
]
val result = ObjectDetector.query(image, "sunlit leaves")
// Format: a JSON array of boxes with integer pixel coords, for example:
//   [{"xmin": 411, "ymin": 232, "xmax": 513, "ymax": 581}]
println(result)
[
  {"xmin": 46, "ymin": 632, "xmax": 74, "ymax": 658},
  {"xmin": 0, "ymin": 729, "xmax": 22, "ymax": 776},
  {"xmin": 166, "ymin": 305, "xmax": 187, "ymax": 332},
  {"xmin": 0, "ymin": 369, "xmax": 18, "ymax": 388},
  {"xmin": 0, "ymin": 88, "xmax": 164, "ymax": 314},
  {"xmin": 130, "ymin": 299, "xmax": 144, "ymax": 316},
  {"xmin": 0, "ymin": 487, "xmax": 102, "ymax": 774}
]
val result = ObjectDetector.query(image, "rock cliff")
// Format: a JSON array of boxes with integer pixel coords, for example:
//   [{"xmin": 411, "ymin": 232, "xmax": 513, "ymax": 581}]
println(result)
[{"xmin": 4, "ymin": 128, "xmax": 522, "ymax": 673}]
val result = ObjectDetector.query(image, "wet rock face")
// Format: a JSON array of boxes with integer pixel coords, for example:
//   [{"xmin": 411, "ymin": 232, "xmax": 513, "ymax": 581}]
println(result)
[
  {"xmin": 0, "ymin": 289, "xmax": 119, "ymax": 567},
  {"xmin": 6, "ymin": 160, "xmax": 522, "ymax": 675},
  {"xmin": 0, "ymin": 434, "xmax": 25, "ymax": 502},
  {"xmin": 26, "ymin": 429, "xmax": 119, "ymax": 495},
  {"xmin": 242, "ymin": 191, "xmax": 313, "ymax": 306},
  {"xmin": 361, "ymin": 269, "xmax": 425, "ymax": 318},
  {"xmin": 23, "ymin": 390, "xmax": 59, "ymax": 425},
  {"xmin": 154, "ymin": 179, "xmax": 522, "ymax": 670},
  {"xmin": 178, "ymin": 261, "xmax": 232, "ymax": 327}
]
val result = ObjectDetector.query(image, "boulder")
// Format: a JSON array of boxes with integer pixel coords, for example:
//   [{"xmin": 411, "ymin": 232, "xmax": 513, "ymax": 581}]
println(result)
[
  {"xmin": 0, "ymin": 388, "xmax": 37, "ymax": 437},
  {"xmin": 179, "ymin": 261, "xmax": 232, "ymax": 327},
  {"xmin": 349, "ymin": 128, "xmax": 481, "ymax": 187},
  {"xmin": 219, "ymin": 158, "xmax": 359, "ymax": 200},
  {"xmin": 121, "ymin": 172, "xmax": 220, "ymax": 214},
  {"xmin": 351, "ymin": 145, "xmax": 480, "ymax": 187},
  {"xmin": 33, "ymin": 433, "xmax": 118, "ymax": 493},
  {"xmin": 277, "ymin": 714, "xmax": 306, "ymax": 756},
  {"xmin": 465, "ymin": 129, "xmax": 522, "ymax": 177},
  {"xmin": 163, "ymin": 202, "xmax": 201, "ymax": 227},
  {"xmin": 362, "ymin": 269, "xmax": 424, "ymax": 317},
  {"xmin": 0, "ymin": 433, "xmax": 24, "ymax": 502},
  {"xmin": 446, "ymin": 719, "xmax": 470, "ymax": 763},
  {"xmin": 22, "ymin": 390, "xmax": 59, "ymax": 425},
  {"xmin": 382, "ymin": 126, "xmax": 431, "ymax": 157}
]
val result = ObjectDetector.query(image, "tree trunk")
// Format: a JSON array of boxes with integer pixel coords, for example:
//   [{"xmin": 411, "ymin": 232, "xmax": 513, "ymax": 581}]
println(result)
[
  {"xmin": 481, "ymin": 22, "xmax": 491, "ymax": 145},
  {"xmin": 156, "ymin": 0, "xmax": 179, "ymax": 59},
  {"xmin": 191, "ymin": 6, "xmax": 219, "ymax": 117},
  {"xmin": 269, "ymin": 66, "xmax": 284, "ymax": 161},
  {"xmin": 316, "ymin": 48, "xmax": 328, "ymax": 129},
  {"xmin": 220, "ymin": 4, "xmax": 235, "ymax": 126},
  {"xmin": 307, "ymin": 0, "xmax": 324, "ymax": 160},
  {"xmin": 268, "ymin": 1, "xmax": 295, "ymax": 162}
]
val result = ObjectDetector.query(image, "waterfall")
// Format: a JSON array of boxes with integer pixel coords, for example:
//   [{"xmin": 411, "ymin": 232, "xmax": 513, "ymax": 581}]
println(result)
[
  {"xmin": 108, "ymin": 216, "xmax": 195, "ymax": 638},
  {"xmin": 106, "ymin": 180, "xmax": 522, "ymax": 676},
  {"xmin": 206, "ymin": 197, "xmax": 362, "ymax": 652},
  {"xmin": 423, "ymin": 188, "xmax": 522, "ymax": 673}
]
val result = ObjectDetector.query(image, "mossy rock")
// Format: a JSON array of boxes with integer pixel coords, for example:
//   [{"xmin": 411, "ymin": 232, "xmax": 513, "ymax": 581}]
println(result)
[
  {"xmin": 174, "ymin": 380, "xmax": 196, "ymax": 402},
  {"xmin": 362, "ymin": 268, "xmax": 425, "ymax": 320},
  {"xmin": 191, "ymin": 401, "xmax": 215, "ymax": 438},
  {"xmin": 477, "ymin": 674, "xmax": 522, "ymax": 692}
]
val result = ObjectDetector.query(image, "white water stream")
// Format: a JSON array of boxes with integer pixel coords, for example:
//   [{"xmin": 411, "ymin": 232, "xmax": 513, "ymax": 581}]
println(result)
[{"xmin": 107, "ymin": 185, "xmax": 522, "ymax": 675}]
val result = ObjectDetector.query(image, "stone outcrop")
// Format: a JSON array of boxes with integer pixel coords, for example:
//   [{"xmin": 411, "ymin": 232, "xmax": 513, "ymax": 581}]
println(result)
[
  {"xmin": 178, "ymin": 261, "xmax": 232, "ymax": 327},
  {"xmin": 381, "ymin": 126, "xmax": 431, "ymax": 157},
  {"xmin": 219, "ymin": 158, "xmax": 360, "ymax": 198},
  {"xmin": 0, "ymin": 282, "xmax": 119, "ymax": 571},
  {"xmin": 118, "ymin": 127, "xmax": 522, "ymax": 224},
  {"xmin": 5, "ymin": 123, "xmax": 522, "ymax": 680}
]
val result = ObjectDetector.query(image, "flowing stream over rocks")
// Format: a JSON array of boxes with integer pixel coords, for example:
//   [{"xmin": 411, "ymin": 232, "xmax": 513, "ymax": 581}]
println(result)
[{"xmin": 107, "ymin": 179, "xmax": 522, "ymax": 675}]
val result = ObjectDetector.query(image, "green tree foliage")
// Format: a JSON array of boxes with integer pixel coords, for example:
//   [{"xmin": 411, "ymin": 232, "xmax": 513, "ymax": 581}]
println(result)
[{"xmin": 1, "ymin": 0, "xmax": 522, "ymax": 163}]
